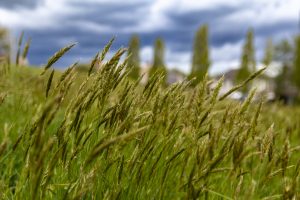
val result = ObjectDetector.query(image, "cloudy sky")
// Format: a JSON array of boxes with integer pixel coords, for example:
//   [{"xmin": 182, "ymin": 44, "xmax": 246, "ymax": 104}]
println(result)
[{"xmin": 0, "ymin": 0, "xmax": 299, "ymax": 74}]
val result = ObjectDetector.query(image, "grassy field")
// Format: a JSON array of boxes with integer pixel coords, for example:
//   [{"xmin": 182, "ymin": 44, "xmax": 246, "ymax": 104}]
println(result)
[{"xmin": 0, "ymin": 43, "xmax": 300, "ymax": 199}]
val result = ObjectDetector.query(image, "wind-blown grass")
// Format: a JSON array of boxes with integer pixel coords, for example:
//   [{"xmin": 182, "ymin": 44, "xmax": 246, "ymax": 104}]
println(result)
[{"xmin": 0, "ymin": 40, "xmax": 300, "ymax": 199}]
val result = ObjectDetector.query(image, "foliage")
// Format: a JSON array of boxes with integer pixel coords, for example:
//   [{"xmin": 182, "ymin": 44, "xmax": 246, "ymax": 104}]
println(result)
[
  {"xmin": 293, "ymin": 36, "xmax": 300, "ymax": 91},
  {"xmin": 274, "ymin": 39, "xmax": 294, "ymax": 67},
  {"xmin": 189, "ymin": 24, "xmax": 210, "ymax": 85},
  {"xmin": 149, "ymin": 38, "xmax": 167, "ymax": 84},
  {"xmin": 273, "ymin": 39, "xmax": 295, "ymax": 100},
  {"xmin": 127, "ymin": 35, "xmax": 140, "ymax": 80},
  {"xmin": 235, "ymin": 28, "xmax": 256, "ymax": 93},
  {"xmin": 262, "ymin": 38, "xmax": 273, "ymax": 66},
  {"xmin": 0, "ymin": 27, "xmax": 11, "ymax": 63},
  {"xmin": 274, "ymin": 65, "xmax": 290, "ymax": 101},
  {"xmin": 0, "ymin": 40, "xmax": 300, "ymax": 200}
]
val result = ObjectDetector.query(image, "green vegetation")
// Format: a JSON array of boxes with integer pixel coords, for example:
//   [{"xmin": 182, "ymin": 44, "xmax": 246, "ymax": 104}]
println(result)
[
  {"xmin": 189, "ymin": 24, "xmax": 210, "ymax": 85},
  {"xmin": 293, "ymin": 36, "xmax": 300, "ymax": 92},
  {"xmin": 1, "ymin": 39, "xmax": 300, "ymax": 199},
  {"xmin": 0, "ymin": 27, "xmax": 11, "ymax": 63},
  {"xmin": 262, "ymin": 38, "xmax": 273, "ymax": 67},
  {"xmin": 273, "ymin": 39, "xmax": 296, "ymax": 101},
  {"xmin": 149, "ymin": 38, "xmax": 167, "ymax": 84},
  {"xmin": 127, "ymin": 35, "xmax": 140, "ymax": 80},
  {"xmin": 236, "ymin": 28, "xmax": 256, "ymax": 93}
]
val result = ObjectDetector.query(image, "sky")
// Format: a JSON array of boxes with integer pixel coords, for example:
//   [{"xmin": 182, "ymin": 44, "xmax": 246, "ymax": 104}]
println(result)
[{"xmin": 0, "ymin": 0, "xmax": 299, "ymax": 75}]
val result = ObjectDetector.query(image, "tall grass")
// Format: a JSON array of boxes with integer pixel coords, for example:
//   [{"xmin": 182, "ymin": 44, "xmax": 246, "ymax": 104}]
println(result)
[{"xmin": 0, "ymin": 39, "xmax": 300, "ymax": 199}]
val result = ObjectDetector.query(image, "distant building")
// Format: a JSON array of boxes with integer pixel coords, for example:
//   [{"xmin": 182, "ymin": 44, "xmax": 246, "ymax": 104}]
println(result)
[
  {"xmin": 214, "ymin": 67, "xmax": 276, "ymax": 101},
  {"xmin": 140, "ymin": 65, "xmax": 186, "ymax": 85},
  {"xmin": 167, "ymin": 69, "xmax": 185, "ymax": 84},
  {"xmin": 18, "ymin": 57, "xmax": 29, "ymax": 66},
  {"xmin": 0, "ymin": 49, "xmax": 9, "ymax": 63},
  {"xmin": 140, "ymin": 64, "xmax": 151, "ymax": 84},
  {"xmin": 214, "ymin": 69, "xmax": 243, "ymax": 100}
]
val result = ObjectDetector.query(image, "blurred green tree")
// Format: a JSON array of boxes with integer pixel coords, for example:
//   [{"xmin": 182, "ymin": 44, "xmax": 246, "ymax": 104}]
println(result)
[
  {"xmin": 273, "ymin": 39, "xmax": 294, "ymax": 101},
  {"xmin": 274, "ymin": 39, "xmax": 294, "ymax": 66},
  {"xmin": 293, "ymin": 36, "xmax": 300, "ymax": 90},
  {"xmin": 275, "ymin": 65, "xmax": 289, "ymax": 101},
  {"xmin": 262, "ymin": 38, "xmax": 273, "ymax": 66},
  {"xmin": 0, "ymin": 27, "xmax": 11, "ymax": 63},
  {"xmin": 236, "ymin": 28, "xmax": 256, "ymax": 81},
  {"xmin": 127, "ymin": 35, "xmax": 140, "ymax": 80},
  {"xmin": 149, "ymin": 38, "xmax": 167, "ymax": 84},
  {"xmin": 235, "ymin": 28, "xmax": 256, "ymax": 93},
  {"xmin": 189, "ymin": 24, "xmax": 210, "ymax": 85}
]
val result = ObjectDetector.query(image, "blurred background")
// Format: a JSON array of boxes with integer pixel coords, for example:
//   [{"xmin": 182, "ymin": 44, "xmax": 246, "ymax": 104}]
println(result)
[{"xmin": 0, "ymin": 0, "xmax": 300, "ymax": 102}]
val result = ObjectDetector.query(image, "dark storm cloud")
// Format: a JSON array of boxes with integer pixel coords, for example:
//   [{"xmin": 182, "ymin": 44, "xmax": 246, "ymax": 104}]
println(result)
[
  {"xmin": 166, "ymin": 6, "xmax": 238, "ymax": 29},
  {"xmin": 164, "ymin": 4, "xmax": 299, "ymax": 48},
  {"xmin": 24, "ymin": 28, "xmax": 133, "ymax": 67},
  {"xmin": 14, "ymin": 1, "xmax": 151, "ymax": 67},
  {"xmin": 27, "ymin": 18, "xmax": 298, "ymax": 68},
  {"xmin": 2, "ymin": 0, "xmax": 298, "ymax": 71},
  {"xmin": 62, "ymin": 1, "xmax": 152, "ymax": 30},
  {"xmin": 69, "ymin": 1, "xmax": 149, "ymax": 13},
  {"xmin": 0, "ymin": 0, "xmax": 42, "ymax": 9}
]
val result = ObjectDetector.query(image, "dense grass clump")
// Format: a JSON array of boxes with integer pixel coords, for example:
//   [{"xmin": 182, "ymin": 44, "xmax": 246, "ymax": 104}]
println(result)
[{"xmin": 0, "ymin": 41, "xmax": 300, "ymax": 199}]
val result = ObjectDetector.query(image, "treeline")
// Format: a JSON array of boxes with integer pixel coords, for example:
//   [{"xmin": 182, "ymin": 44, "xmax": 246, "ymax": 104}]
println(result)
[
  {"xmin": 1, "ymin": 25, "xmax": 300, "ymax": 100},
  {"xmin": 126, "ymin": 25, "xmax": 211, "ymax": 86},
  {"xmin": 0, "ymin": 27, "xmax": 10, "ymax": 63},
  {"xmin": 126, "ymin": 25, "xmax": 300, "ymax": 100}
]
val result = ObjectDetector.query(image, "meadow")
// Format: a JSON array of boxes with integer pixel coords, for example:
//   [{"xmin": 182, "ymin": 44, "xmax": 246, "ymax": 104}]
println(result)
[{"xmin": 0, "ymin": 41, "xmax": 300, "ymax": 199}]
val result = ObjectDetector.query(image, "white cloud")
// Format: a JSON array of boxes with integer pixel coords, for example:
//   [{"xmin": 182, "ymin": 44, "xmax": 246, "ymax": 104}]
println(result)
[
  {"xmin": 140, "ymin": 45, "xmax": 191, "ymax": 73},
  {"xmin": 0, "ymin": 0, "xmax": 81, "ymax": 30},
  {"xmin": 140, "ymin": 46, "xmax": 153, "ymax": 66},
  {"xmin": 141, "ymin": 44, "xmax": 240, "ymax": 75},
  {"xmin": 212, "ymin": 42, "xmax": 243, "ymax": 61},
  {"xmin": 1, "ymin": 0, "xmax": 298, "ymax": 34},
  {"xmin": 165, "ymin": 50, "xmax": 191, "ymax": 73},
  {"xmin": 122, "ymin": 1, "xmax": 172, "ymax": 33},
  {"xmin": 150, "ymin": 0, "xmax": 240, "ymax": 14},
  {"xmin": 223, "ymin": 0, "xmax": 299, "ymax": 26},
  {"xmin": 210, "ymin": 60, "xmax": 239, "ymax": 75},
  {"xmin": 65, "ymin": 0, "xmax": 144, "ymax": 3},
  {"xmin": 0, "ymin": 0, "xmax": 298, "ymax": 73},
  {"xmin": 72, "ymin": 21, "xmax": 113, "ymax": 33}
]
